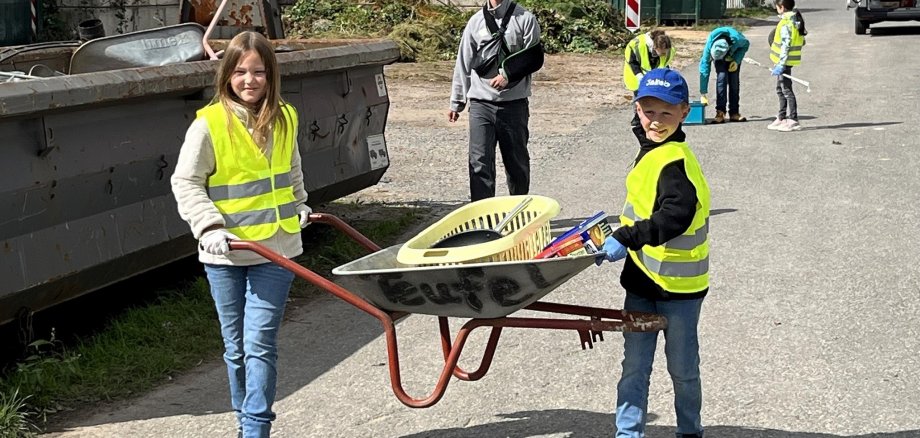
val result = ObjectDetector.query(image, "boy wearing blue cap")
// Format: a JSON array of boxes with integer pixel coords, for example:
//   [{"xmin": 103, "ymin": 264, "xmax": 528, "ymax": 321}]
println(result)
[
  {"xmin": 699, "ymin": 26, "xmax": 750, "ymax": 124},
  {"xmin": 599, "ymin": 68, "xmax": 711, "ymax": 438}
]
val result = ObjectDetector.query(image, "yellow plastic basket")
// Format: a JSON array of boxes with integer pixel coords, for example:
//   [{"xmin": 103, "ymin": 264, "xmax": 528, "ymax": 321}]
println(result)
[{"xmin": 397, "ymin": 195, "xmax": 560, "ymax": 265}]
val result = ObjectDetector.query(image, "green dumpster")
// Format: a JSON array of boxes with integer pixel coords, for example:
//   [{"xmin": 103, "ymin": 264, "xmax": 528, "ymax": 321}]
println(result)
[
  {"xmin": 610, "ymin": 0, "xmax": 660, "ymax": 26},
  {"xmin": 700, "ymin": 0, "xmax": 727, "ymax": 19},
  {"xmin": 659, "ymin": 0, "xmax": 700, "ymax": 22},
  {"xmin": 610, "ymin": 0, "xmax": 723, "ymax": 25},
  {"xmin": 0, "ymin": 0, "xmax": 35, "ymax": 46}
]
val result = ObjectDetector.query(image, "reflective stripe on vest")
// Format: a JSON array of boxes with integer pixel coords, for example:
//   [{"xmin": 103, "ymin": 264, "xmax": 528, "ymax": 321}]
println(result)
[
  {"xmin": 207, "ymin": 173, "xmax": 292, "ymax": 202},
  {"xmin": 623, "ymin": 34, "xmax": 676, "ymax": 91},
  {"xmin": 199, "ymin": 102, "xmax": 301, "ymax": 240},
  {"xmin": 619, "ymin": 141, "xmax": 711, "ymax": 293},
  {"xmin": 770, "ymin": 13, "xmax": 805, "ymax": 66},
  {"xmin": 223, "ymin": 201, "xmax": 298, "ymax": 228}
]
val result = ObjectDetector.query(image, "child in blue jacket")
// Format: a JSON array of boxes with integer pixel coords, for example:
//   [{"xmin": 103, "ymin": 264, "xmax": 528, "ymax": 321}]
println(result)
[{"xmin": 699, "ymin": 26, "xmax": 749, "ymax": 124}]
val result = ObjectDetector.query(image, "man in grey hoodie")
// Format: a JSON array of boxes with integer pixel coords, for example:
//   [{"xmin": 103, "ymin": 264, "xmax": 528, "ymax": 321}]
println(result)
[{"xmin": 448, "ymin": 0, "xmax": 541, "ymax": 202}]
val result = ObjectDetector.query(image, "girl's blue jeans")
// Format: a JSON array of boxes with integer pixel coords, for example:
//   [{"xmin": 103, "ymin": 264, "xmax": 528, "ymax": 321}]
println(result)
[
  {"xmin": 615, "ymin": 292, "xmax": 705, "ymax": 438},
  {"xmin": 205, "ymin": 262, "xmax": 295, "ymax": 438}
]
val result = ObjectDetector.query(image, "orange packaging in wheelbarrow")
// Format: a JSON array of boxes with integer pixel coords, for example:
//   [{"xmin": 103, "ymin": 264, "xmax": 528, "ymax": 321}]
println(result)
[{"xmin": 397, "ymin": 195, "xmax": 560, "ymax": 266}]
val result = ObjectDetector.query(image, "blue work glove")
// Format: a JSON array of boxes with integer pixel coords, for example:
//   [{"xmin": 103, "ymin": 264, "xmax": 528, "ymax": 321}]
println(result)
[
  {"xmin": 595, "ymin": 236, "xmax": 628, "ymax": 265},
  {"xmin": 771, "ymin": 65, "xmax": 784, "ymax": 76}
]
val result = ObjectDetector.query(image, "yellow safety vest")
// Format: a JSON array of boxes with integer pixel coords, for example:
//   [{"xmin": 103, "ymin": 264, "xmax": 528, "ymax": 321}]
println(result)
[
  {"xmin": 620, "ymin": 141, "xmax": 711, "ymax": 293},
  {"xmin": 199, "ymin": 102, "xmax": 301, "ymax": 241},
  {"xmin": 770, "ymin": 12, "xmax": 805, "ymax": 66},
  {"xmin": 623, "ymin": 34, "xmax": 676, "ymax": 91}
]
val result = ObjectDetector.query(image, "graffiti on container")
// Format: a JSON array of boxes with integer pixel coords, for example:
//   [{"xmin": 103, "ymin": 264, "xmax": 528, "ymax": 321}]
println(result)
[
  {"xmin": 375, "ymin": 264, "xmax": 557, "ymax": 314},
  {"xmin": 142, "ymin": 34, "xmax": 195, "ymax": 50}
]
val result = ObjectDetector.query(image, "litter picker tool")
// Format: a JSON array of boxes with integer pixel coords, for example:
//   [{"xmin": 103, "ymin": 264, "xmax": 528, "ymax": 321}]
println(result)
[{"xmin": 743, "ymin": 57, "xmax": 811, "ymax": 93}]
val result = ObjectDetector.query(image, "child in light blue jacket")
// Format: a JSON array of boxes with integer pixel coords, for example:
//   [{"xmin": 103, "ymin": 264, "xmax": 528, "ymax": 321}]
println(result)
[{"xmin": 699, "ymin": 26, "xmax": 750, "ymax": 123}]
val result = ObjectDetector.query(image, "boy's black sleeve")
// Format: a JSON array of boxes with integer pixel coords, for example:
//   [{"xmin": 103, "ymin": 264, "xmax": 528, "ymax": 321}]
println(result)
[{"xmin": 612, "ymin": 160, "xmax": 698, "ymax": 250}]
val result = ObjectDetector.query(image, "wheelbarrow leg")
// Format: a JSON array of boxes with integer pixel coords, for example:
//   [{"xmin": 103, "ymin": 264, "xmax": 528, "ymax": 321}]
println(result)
[
  {"xmin": 383, "ymin": 317, "xmax": 498, "ymax": 408},
  {"xmin": 438, "ymin": 316, "xmax": 503, "ymax": 381}
]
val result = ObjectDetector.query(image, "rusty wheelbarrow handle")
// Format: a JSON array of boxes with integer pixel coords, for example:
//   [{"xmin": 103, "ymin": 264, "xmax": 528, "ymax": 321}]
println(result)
[
  {"xmin": 306, "ymin": 212, "xmax": 381, "ymax": 253},
  {"xmin": 230, "ymin": 236, "xmax": 465, "ymax": 408}
]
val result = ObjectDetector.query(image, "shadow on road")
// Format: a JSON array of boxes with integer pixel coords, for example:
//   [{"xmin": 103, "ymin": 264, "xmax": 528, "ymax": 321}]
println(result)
[
  {"xmin": 869, "ymin": 25, "xmax": 920, "ymax": 36},
  {"xmin": 398, "ymin": 408, "xmax": 919, "ymax": 438},
  {"xmin": 711, "ymin": 208, "xmax": 737, "ymax": 216},
  {"xmin": 802, "ymin": 121, "xmax": 902, "ymax": 131}
]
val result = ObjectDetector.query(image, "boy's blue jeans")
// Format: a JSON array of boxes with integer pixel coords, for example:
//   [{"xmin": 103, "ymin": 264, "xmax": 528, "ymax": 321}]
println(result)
[
  {"xmin": 205, "ymin": 262, "xmax": 295, "ymax": 438},
  {"xmin": 615, "ymin": 292, "xmax": 705, "ymax": 438},
  {"xmin": 714, "ymin": 59, "xmax": 740, "ymax": 115}
]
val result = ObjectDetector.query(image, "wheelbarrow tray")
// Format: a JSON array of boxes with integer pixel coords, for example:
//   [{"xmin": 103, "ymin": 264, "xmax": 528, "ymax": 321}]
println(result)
[{"xmin": 332, "ymin": 244, "xmax": 598, "ymax": 319}]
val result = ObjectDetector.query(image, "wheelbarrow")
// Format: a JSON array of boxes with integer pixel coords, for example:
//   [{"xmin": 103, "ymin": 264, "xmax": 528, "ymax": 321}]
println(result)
[{"xmin": 229, "ymin": 212, "xmax": 667, "ymax": 408}]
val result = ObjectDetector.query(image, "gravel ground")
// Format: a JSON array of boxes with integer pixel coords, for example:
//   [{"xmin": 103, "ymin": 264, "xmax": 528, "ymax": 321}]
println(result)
[{"xmin": 342, "ymin": 31, "xmax": 708, "ymax": 210}]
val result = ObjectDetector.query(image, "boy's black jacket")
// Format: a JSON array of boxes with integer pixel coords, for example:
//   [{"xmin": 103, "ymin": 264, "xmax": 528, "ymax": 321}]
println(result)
[{"xmin": 611, "ymin": 125, "xmax": 709, "ymax": 301}]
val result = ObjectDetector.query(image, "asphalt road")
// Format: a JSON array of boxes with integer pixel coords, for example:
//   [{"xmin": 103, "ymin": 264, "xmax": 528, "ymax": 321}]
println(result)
[{"xmin": 44, "ymin": 1, "xmax": 920, "ymax": 436}]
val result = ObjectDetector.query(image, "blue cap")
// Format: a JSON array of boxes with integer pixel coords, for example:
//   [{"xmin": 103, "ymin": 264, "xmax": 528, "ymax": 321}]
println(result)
[
  {"xmin": 710, "ymin": 39, "xmax": 729, "ymax": 60},
  {"xmin": 634, "ymin": 68, "xmax": 689, "ymax": 105}
]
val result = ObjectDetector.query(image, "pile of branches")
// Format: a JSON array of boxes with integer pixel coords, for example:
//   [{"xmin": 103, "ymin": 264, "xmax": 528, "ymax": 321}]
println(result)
[{"xmin": 284, "ymin": 0, "xmax": 638, "ymax": 62}]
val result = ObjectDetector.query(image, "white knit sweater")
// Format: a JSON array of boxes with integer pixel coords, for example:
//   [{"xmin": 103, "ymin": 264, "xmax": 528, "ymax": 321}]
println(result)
[{"xmin": 171, "ymin": 103, "xmax": 309, "ymax": 266}]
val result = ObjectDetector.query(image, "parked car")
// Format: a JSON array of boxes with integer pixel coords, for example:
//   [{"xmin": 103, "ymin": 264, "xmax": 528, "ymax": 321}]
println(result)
[{"xmin": 852, "ymin": 0, "xmax": 920, "ymax": 34}]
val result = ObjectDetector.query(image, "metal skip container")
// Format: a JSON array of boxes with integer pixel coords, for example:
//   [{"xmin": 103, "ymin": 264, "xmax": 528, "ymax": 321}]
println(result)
[{"xmin": 0, "ymin": 34, "xmax": 400, "ymax": 325}]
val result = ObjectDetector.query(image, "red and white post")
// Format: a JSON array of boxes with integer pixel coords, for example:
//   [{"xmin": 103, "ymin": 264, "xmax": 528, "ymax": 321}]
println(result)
[
  {"xmin": 30, "ymin": 0, "xmax": 38, "ymax": 41},
  {"xmin": 625, "ymin": 0, "xmax": 641, "ymax": 32}
]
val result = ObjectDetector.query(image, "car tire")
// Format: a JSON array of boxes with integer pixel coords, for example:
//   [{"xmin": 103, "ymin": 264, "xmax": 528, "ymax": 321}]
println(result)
[{"xmin": 855, "ymin": 15, "xmax": 868, "ymax": 34}]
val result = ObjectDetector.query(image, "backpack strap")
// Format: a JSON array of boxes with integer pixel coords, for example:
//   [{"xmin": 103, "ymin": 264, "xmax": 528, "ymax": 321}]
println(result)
[{"xmin": 482, "ymin": 1, "xmax": 516, "ymax": 37}]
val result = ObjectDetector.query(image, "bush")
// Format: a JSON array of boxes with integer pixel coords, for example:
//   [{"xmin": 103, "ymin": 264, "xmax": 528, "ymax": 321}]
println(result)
[
  {"xmin": 516, "ymin": 0, "xmax": 633, "ymax": 53},
  {"xmin": 284, "ymin": 0, "xmax": 637, "ymax": 60}
]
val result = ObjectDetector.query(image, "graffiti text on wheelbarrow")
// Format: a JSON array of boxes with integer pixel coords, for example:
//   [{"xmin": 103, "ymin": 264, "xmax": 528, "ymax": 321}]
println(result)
[{"xmin": 375, "ymin": 265, "xmax": 556, "ymax": 314}]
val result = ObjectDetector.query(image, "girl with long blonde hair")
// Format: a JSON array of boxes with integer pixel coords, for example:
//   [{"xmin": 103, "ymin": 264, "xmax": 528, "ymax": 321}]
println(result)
[{"xmin": 171, "ymin": 30, "xmax": 310, "ymax": 438}]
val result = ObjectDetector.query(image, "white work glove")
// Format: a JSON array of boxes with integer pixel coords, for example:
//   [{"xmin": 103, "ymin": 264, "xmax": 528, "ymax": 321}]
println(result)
[
  {"xmin": 199, "ymin": 229, "xmax": 238, "ymax": 256},
  {"xmin": 296, "ymin": 204, "xmax": 312, "ymax": 229},
  {"xmin": 636, "ymin": 72, "xmax": 645, "ymax": 84}
]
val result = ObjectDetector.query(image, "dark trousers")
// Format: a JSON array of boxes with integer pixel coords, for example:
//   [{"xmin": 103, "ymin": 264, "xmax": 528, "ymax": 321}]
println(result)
[
  {"xmin": 468, "ymin": 99, "xmax": 530, "ymax": 202},
  {"xmin": 714, "ymin": 60, "xmax": 740, "ymax": 114},
  {"xmin": 776, "ymin": 65, "xmax": 797, "ymax": 121}
]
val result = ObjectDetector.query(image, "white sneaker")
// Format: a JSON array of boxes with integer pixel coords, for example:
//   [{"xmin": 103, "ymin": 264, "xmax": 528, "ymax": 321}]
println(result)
[
  {"xmin": 767, "ymin": 118, "xmax": 784, "ymax": 130},
  {"xmin": 777, "ymin": 119, "xmax": 802, "ymax": 132}
]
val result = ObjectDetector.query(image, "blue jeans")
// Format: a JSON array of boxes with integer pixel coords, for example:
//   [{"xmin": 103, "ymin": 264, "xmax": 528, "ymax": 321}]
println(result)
[
  {"xmin": 615, "ymin": 292, "xmax": 705, "ymax": 438},
  {"xmin": 714, "ymin": 59, "xmax": 740, "ymax": 114},
  {"xmin": 204, "ymin": 262, "xmax": 295, "ymax": 438}
]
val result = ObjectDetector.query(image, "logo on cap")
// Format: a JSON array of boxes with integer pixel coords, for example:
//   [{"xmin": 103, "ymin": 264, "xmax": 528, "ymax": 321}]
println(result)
[{"xmin": 634, "ymin": 68, "xmax": 689, "ymax": 105}]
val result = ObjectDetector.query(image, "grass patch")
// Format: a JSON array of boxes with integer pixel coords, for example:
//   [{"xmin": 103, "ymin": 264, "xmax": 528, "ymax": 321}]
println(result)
[
  {"xmin": 0, "ymin": 202, "xmax": 429, "ymax": 432},
  {"xmin": 0, "ymin": 280, "xmax": 220, "ymax": 432},
  {"xmin": 0, "ymin": 387, "xmax": 40, "ymax": 438}
]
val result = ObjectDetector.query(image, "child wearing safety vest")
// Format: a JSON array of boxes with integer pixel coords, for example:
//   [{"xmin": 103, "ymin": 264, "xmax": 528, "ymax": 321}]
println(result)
[
  {"xmin": 623, "ymin": 29, "xmax": 675, "ymax": 127},
  {"xmin": 768, "ymin": 0, "xmax": 808, "ymax": 132},
  {"xmin": 171, "ymin": 31, "xmax": 310, "ymax": 438},
  {"xmin": 598, "ymin": 68, "xmax": 710, "ymax": 438}
]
